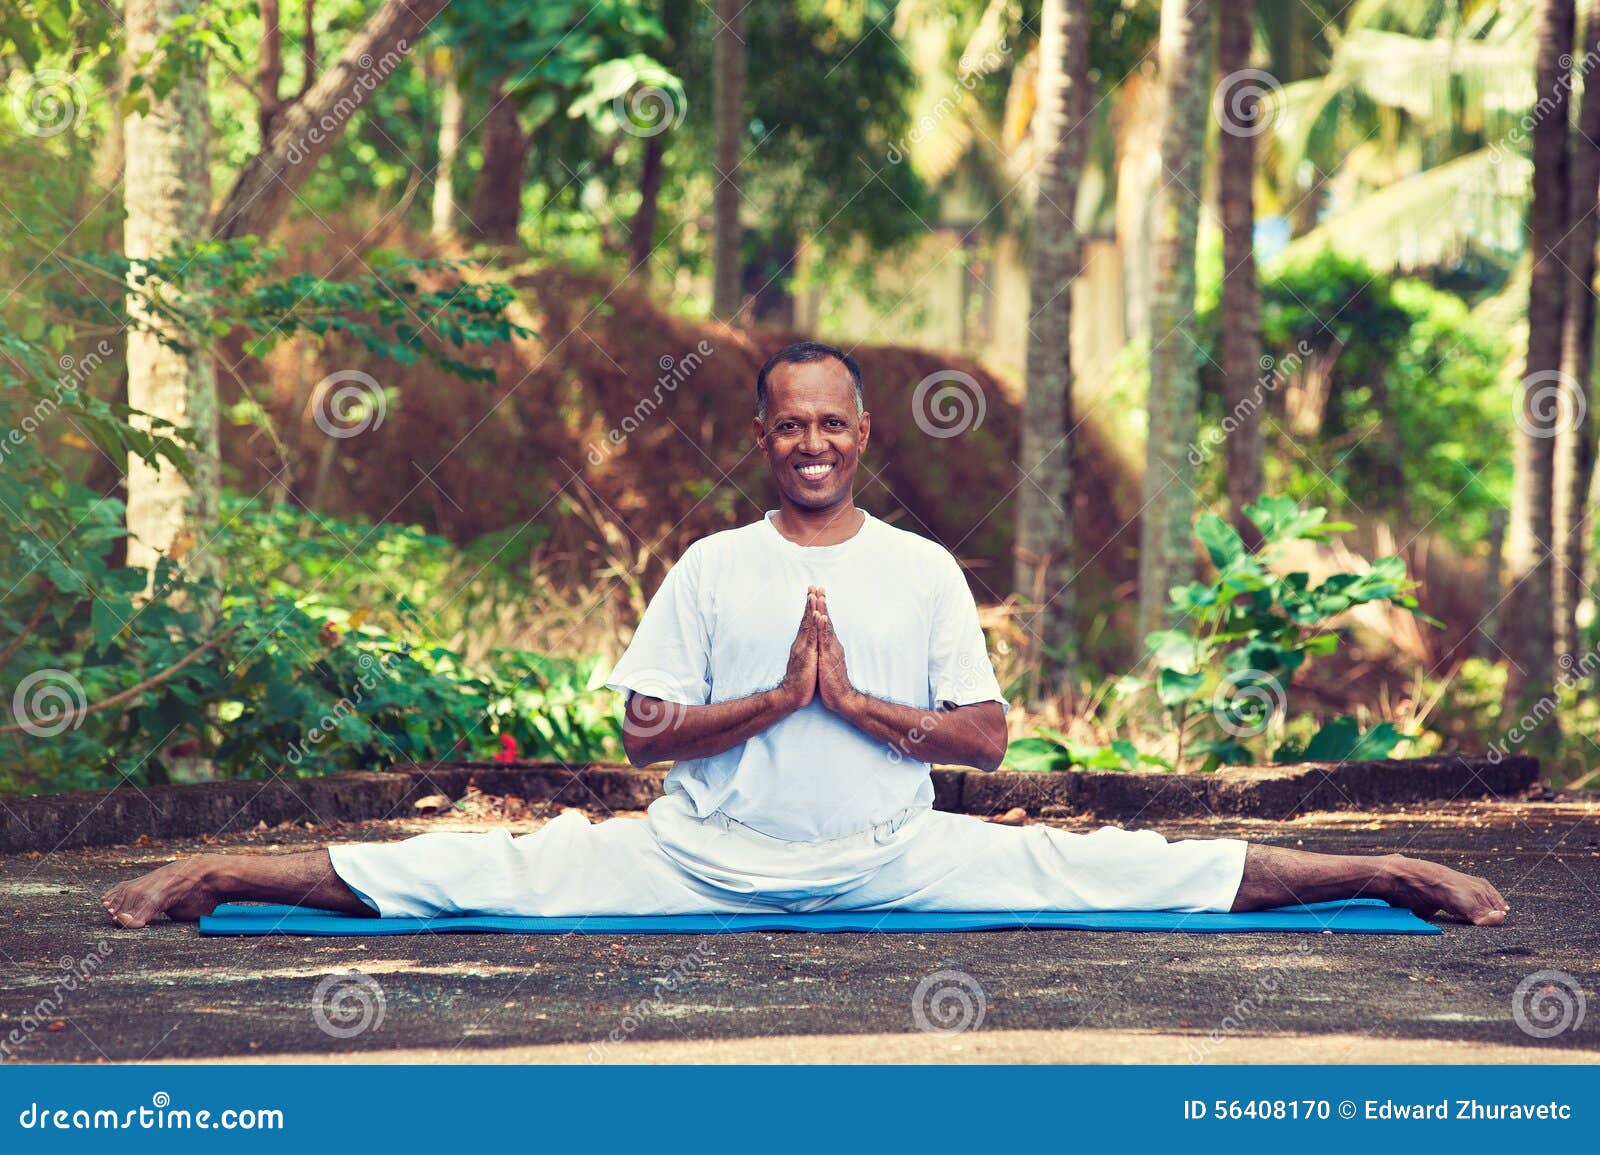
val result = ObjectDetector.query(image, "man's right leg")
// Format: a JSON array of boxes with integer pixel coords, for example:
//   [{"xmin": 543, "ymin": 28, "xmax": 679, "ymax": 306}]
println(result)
[
  {"xmin": 102, "ymin": 849, "xmax": 369, "ymax": 928},
  {"xmin": 103, "ymin": 806, "xmax": 763, "ymax": 928}
]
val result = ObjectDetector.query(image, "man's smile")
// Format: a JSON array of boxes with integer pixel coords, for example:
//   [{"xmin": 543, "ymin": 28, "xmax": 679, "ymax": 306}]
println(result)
[{"xmin": 796, "ymin": 460, "xmax": 836, "ymax": 481}]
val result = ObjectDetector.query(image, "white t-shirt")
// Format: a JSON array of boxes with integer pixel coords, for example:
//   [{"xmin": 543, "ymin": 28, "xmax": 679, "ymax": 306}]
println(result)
[{"xmin": 605, "ymin": 509, "xmax": 1008, "ymax": 842}]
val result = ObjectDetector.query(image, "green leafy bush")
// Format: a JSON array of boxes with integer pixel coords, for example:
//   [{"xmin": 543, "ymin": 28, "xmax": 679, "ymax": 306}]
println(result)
[
  {"xmin": 1194, "ymin": 249, "xmax": 1510, "ymax": 548},
  {"xmin": 1003, "ymin": 497, "xmax": 1431, "ymax": 774}
]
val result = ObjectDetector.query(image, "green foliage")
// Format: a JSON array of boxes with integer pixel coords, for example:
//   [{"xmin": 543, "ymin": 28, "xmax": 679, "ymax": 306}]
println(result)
[
  {"xmin": 1274, "ymin": 717, "xmax": 1404, "ymax": 763},
  {"xmin": 0, "ymin": 0, "xmax": 114, "ymax": 68},
  {"xmin": 1195, "ymin": 249, "xmax": 1511, "ymax": 548},
  {"xmin": 0, "ymin": 239, "xmax": 582, "ymax": 796},
  {"xmin": 2, "ymin": 470, "xmax": 625, "ymax": 794},
  {"xmin": 1036, "ymin": 495, "xmax": 1440, "ymax": 774},
  {"xmin": 58, "ymin": 239, "xmax": 532, "ymax": 383},
  {"xmin": 1003, "ymin": 731, "xmax": 1170, "ymax": 774}
]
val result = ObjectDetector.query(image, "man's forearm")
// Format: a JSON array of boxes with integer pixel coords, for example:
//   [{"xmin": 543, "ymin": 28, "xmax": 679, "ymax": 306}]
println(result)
[
  {"xmin": 624, "ymin": 687, "xmax": 800, "ymax": 765},
  {"xmin": 835, "ymin": 692, "xmax": 1007, "ymax": 771}
]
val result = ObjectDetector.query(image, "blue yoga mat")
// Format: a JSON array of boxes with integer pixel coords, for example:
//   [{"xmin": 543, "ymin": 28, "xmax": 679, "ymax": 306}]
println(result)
[{"xmin": 199, "ymin": 897, "xmax": 1438, "ymax": 936}]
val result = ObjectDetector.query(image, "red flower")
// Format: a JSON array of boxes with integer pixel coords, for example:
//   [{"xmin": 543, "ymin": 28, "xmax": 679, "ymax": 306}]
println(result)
[{"xmin": 494, "ymin": 733, "xmax": 520, "ymax": 763}]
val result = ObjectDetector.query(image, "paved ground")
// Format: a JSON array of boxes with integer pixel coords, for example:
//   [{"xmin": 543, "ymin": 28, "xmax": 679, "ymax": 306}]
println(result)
[{"xmin": 2, "ymin": 800, "xmax": 1598, "ymax": 1064}]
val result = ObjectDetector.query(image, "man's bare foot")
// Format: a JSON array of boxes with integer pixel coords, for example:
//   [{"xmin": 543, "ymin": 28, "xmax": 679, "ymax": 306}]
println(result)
[
  {"xmin": 1378, "ymin": 854, "xmax": 1511, "ymax": 926},
  {"xmin": 101, "ymin": 856, "xmax": 227, "ymax": 928}
]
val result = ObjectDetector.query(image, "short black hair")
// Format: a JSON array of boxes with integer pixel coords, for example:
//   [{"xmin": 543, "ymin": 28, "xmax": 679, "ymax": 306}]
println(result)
[{"xmin": 755, "ymin": 341, "xmax": 864, "ymax": 421}]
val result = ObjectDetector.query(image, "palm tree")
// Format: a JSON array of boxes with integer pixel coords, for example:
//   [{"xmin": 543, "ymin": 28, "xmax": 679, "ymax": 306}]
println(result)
[
  {"xmin": 1137, "ymin": 0, "xmax": 1213, "ymax": 637},
  {"xmin": 1506, "ymin": 0, "xmax": 1574, "ymax": 715},
  {"xmin": 711, "ymin": 0, "xmax": 746, "ymax": 320},
  {"xmin": 1016, "ymin": 0, "xmax": 1091, "ymax": 694},
  {"xmin": 1216, "ymin": 0, "xmax": 1264, "ymax": 546},
  {"xmin": 1554, "ymin": 0, "xmax": 1600, "ymax": 658},
  {"xmin": 1269, "ymin": 1, "xmax": 1538, "ymax": 271}
]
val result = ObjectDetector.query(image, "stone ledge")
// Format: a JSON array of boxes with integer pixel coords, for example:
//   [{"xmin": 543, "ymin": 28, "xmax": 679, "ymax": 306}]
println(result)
[{"xmin": 0, "ymin": 754, "xmax": 1539, "ymax": 854}]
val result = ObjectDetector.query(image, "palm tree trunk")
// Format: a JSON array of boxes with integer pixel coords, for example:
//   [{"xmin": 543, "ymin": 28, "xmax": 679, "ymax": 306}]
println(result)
[
  {"xmin": 1554, "ymin": 0, "xmax": 1600, "ymax": 658},
  {"xmin": 1215, "ymin": 0, "xmax": 1262, "ymax": 548},
  {"xmin": 711, "ymin": 0, "xmax": 747, "ymax": 320},
  {"xmin": 1507, "ymin": 0, "xmax": 1576, "ymax": 713},
  {"xmin": 124, "ymin": 0, "xmax": 219, "ymax": 620},
  {"xmin": 1137, "ymin": 0, "xmax": 1213, "ymax": 638},
  {"xmin": 1015, "ymin": 0, "xmax": 1089, "ymax": 697},
  {"xmin": 1114, "ymin": 66, "xmax": 1162, "ymax": 345}
]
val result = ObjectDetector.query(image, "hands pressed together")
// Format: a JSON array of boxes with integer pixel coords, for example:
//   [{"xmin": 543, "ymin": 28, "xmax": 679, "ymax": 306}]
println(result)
[{"xmin": 780, "ymin": 586, "xmax": 859, "ymax": 716}]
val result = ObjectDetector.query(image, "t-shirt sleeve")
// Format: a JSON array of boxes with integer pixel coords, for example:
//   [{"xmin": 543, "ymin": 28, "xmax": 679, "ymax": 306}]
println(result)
[
  {"xmin": 927, "ymin": 554, "xmax": 1009, "ymax": 712},
  {"xmin": 604, "ymin": 542, "xmax": 712, "ymax": 706}
]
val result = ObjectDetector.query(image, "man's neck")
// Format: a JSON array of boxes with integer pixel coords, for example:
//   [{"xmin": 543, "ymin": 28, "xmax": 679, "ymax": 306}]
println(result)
[{"xmin": 771, "ymin": 497, "xmax": 865, "ymax": 547}]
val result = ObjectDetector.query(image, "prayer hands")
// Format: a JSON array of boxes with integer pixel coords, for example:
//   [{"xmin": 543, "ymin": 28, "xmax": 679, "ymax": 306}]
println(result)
[
  {"xmin": 779, "ymin": 588, "xmax": 821, "ymax": 709},
  {"xmin": 778, "ymin": 587, "xmax": 857, "ymax": 715},
  {"xmin": 813, "ymin": 588, "xmax": 857, "ymax": 714}
]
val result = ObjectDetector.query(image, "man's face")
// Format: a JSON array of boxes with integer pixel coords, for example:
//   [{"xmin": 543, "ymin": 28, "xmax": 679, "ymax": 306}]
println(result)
[{"xmin": 753, "ymin": 357, "xmax": 871, "ymax": 512}]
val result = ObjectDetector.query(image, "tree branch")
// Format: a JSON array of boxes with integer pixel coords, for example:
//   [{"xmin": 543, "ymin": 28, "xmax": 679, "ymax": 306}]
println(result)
[
  {"xmin": 212, "ymin": 0, "xmax": 448, "ymax": 241},
  {"xmin": 0, "ymin": 595, "xmax": 55, "ymax": 673},
  {"xmin": 0, "ymin": 626, "xmax": 242, "ymax": 736}
]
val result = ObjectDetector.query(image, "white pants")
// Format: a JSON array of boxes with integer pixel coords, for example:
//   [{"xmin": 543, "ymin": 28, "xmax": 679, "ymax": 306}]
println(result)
[{"xmin": 327, "ymin": 790, "xmax": 1249, "ymax": 919}]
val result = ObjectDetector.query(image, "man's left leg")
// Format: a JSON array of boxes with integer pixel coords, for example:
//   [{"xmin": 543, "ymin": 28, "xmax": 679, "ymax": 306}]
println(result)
[
  {"xmin": 830, "ymin": 813, "xmax": 1510, "ymax": 926},
  {"xmin": 1230, "ymin": 842, "xmax": 1508, "ymax": 925}
]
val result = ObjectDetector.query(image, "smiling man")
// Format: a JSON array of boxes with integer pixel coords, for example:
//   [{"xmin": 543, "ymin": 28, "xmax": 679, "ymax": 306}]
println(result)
[{"xmin": 102, "ymin": 341, "xmax": 1510, "ymax": 929}]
